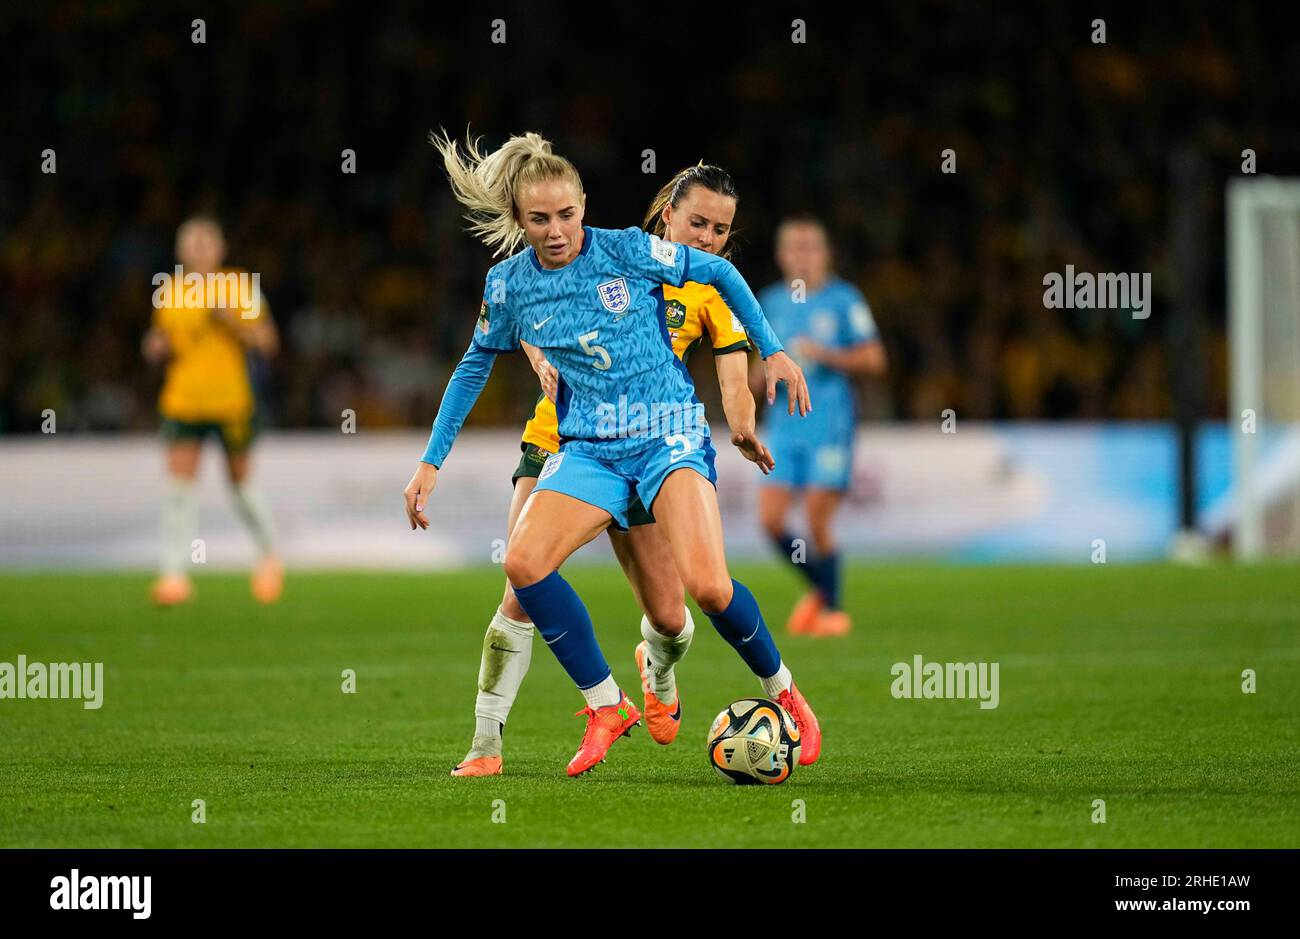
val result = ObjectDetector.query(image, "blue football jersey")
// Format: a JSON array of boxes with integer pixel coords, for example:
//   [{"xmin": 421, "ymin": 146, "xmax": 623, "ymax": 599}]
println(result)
[
  {"xmin": 475, "ymin": 226, "xmax": 782, "ymax": 460},
  {"xmin": 757, "ymin": 277, "xmax": 877, "ymax": 437}
]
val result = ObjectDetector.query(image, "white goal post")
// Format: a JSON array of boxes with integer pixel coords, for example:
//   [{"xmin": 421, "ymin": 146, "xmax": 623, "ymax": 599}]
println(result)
[{"xmin": 1228, "ymin": 177, "xmax": 1300, "ymax": 559}]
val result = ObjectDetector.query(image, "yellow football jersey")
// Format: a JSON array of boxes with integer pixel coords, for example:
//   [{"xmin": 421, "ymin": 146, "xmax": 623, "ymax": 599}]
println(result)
[
  {"xmin": 521, "ymin": 280, "xmax": 749, "ymax": 453},
  {"xmin": 152, "ymin": 268, "xmax": 268, "ymax": 423}
]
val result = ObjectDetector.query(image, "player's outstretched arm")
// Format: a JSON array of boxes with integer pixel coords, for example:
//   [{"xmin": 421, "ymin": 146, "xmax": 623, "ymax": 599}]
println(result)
[
  {"xmin": 681, "ymin": 247, "xmax": 811, "ymax": 416},
  {"xmin": 715, "ymin": 350, "xmax": 773, "ymax": 474},
  {"xmin": 404, "ymin": 462, "xmax": 438, "ymax": 530},
  {"xmin": 681, "ymin": 247, "xmax": 782, "ymax": 355},
  {"xmin": 408, "ymin": 339, "xmax": 499, "ymax": 529},
  {"xmin": 795, "ymin": 337, "xmax": 886, "ymax": 376}
]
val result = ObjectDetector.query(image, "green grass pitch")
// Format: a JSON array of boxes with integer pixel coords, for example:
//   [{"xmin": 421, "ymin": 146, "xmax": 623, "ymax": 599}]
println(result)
[{"xmin": 1, "ymin": 563, "xmax": 1297, "ymax": 848}]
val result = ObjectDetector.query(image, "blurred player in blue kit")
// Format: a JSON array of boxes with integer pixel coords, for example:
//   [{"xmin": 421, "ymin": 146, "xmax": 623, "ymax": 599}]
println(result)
[{"xmin": 756, "ymin": 216, "xmax": 886, "ymax": 636}]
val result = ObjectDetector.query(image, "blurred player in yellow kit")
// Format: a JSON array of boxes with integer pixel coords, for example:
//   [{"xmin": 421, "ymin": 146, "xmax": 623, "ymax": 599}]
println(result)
[{"xmin": 142, "ymin": 216, "xmax": 283, "ymax": 606}]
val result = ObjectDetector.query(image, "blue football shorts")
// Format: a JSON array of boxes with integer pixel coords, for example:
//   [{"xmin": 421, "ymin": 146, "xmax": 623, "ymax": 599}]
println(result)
[{"xmin": 532, "ymin": 431, "xmax": 718, "ymax": 530}]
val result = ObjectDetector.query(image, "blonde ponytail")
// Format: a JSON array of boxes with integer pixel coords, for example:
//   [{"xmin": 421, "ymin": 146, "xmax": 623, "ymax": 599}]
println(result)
[{"xmin": 431, "ymin": 128, "xmax": 584, "ymax": 257}]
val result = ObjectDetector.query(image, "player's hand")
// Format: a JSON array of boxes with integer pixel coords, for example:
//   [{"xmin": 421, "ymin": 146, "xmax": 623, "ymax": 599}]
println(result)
[
  {"xmin": 404, "ymin": 462, "xmax": 438, "ymax": 530},
  {"xmin": 731, "ymin": 428, "xmax": 775, "ymax": 475},
  {"xmin": 521, "ymin": 340, "xmax": 559, "ymax": 402},
  {"xmin": 763, "ymin": 350, "xmax": 811, "ymax": 416},
  {"xmin": 791, "ymin": 337, "xmax": 827, "ymax": 364},
  {"xmin": 212, "ymin": 303, "xmax": 244, "ymax": 330}
]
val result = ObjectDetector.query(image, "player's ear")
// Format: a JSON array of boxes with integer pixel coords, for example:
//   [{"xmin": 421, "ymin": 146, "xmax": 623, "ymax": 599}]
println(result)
[{"xmin": 660, "ymin": 204, "xmax": 672, "ymax": 228}]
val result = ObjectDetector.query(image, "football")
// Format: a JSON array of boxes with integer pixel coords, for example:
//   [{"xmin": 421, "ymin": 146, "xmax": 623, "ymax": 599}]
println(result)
[{"xmin": 707, "ymin": 698, "xmax": 801, "ymax": 785}]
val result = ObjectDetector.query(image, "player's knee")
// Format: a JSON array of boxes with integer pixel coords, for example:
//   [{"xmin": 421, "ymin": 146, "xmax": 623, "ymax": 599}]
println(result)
[
  {"xmin": 686, "ymin": 576, "xmax": 733, "ymax": 615},
  {"xmin": 167, "ymin": 455, "xmax": 200, "ymax": 480},
  {"xmin": 758, "ymin": 501, "xmax": 786, "ymax": 539},
  {"xmin": 810, "ymin": 525, "xmax": 836, "ymax": 555},
  {"xmin": 644, "ymin": 599, "xmax": 685, "ymax": 635},
  {"xmin": 809, "ymin": 506, "xmax": 841, "ymax": 553},
  {"xmin": 502, "ymin": 544, "xmax": 547, "ymax": 589}
]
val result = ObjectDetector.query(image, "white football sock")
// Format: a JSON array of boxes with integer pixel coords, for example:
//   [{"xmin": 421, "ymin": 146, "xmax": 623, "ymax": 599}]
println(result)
[
  {"xmin": 759, "ymin": 662, "xmax": 793, "ymax": 698},
  {"xmin": 232, "ymin": 483, "xmax": 276, "ymax": 556},
  {"xmin": 471, "ymin": 607, "xmax": 535, "ymax": 744},
  {"xmin": 160, "ymin": 479, "xmax": 197, "ymax": 576},
  {"xmin": 639, "ymin": 607, "xmax": 695, "ymax": 706},
  {"xmin": 581, "ymin": 674, "xmax": 621, "ymax": 710}
]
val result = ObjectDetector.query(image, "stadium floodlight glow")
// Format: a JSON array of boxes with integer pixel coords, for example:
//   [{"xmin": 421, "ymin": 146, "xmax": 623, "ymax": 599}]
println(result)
[{"xmin": 1227, "ymin": 177, "xmax": 1300, "ymax": 559}]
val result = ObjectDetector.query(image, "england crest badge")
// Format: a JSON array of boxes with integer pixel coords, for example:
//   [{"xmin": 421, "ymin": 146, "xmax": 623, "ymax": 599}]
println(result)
[{"xmin": 597, "ymin": 278, "xmax": 630, "ymax": 314}]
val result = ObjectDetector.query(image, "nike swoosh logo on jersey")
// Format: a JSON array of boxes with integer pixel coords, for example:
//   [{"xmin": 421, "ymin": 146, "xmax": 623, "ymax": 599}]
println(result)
[{"xmin": 533, "ymin": 315, "xmax": 554, "ymax": 330}]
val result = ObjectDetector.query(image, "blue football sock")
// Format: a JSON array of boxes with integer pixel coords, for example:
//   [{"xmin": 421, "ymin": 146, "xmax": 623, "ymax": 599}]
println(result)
[
  {"xmin": 769, "ymin": 531, "xmax": 818, "ymax": 588},
  {"xmin": 809, "ymin": 551, "xmax": 842, "ymax": 610},
  {"xmin": 512, "ymin": 571, "xmax": 610, "ymax": 690},
  {"xmin": 704, "ymin": 578, "xmax": 782, "ymax": 678}
]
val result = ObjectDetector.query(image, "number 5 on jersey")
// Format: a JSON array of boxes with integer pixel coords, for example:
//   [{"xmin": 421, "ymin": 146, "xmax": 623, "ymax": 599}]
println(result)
[{"xmin": 579, "ymin": 331, "xmax": 612, "ymax": 370}]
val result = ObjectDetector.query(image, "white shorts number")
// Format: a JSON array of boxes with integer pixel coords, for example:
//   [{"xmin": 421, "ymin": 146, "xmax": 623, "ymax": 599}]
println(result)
[{"xmin": 665, "ymin": 433, "xmax": 694, "ymax": 463}]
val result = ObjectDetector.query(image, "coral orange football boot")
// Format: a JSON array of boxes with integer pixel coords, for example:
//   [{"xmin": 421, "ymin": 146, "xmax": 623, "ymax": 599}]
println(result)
[
  {"xmin": 785, "ymin": 592, "xmax": 824, "ymax": 635},
  {"xmin": 451, "ymin": 755, "xmax": 502, "ymax": 777},
  {"xmin": 810, "ymin": 609, "xmax": 851, "ymax": 637},
  {"xmin": 451, "ymin": 739, "xmax": 503, "ymax": 778},
  {"xmin": 251, "ymin": 555, "xmax": 284, "ymax": 604},
  {"xmin": 777, "ymin": 682, "xmax": 822, "ymax": 765},
  {"xmin": 635, "ymin": 641, "xmax": 682, "ymax": 745},
  {"xmin": 151, "ymin": 574, "xmax": 194, "ymax": 607},
  {"xmin": 567, "ymin": 691, "xmax": 641, "ymax": 777}
]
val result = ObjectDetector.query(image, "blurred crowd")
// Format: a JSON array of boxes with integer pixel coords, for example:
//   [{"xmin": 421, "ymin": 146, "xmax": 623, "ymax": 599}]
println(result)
[{"xmin": 3, "ymin": 2, "xmax": 1295, "ymax": 434}]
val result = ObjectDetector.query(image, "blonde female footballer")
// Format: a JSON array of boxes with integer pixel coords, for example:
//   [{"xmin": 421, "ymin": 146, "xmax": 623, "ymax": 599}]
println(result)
[
  {"xmin": 407, "ymin": 131, "xmax": 821, "ymax": 776},
  {"xmin": 448, "ymin": 163, "xmax": 774, "ymax": 777}
]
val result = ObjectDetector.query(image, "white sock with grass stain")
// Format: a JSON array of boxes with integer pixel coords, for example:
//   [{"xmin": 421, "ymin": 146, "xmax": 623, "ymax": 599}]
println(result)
[{"xmin": 471, "ymin": 607, "xmax": 535, "ymax": 751}]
